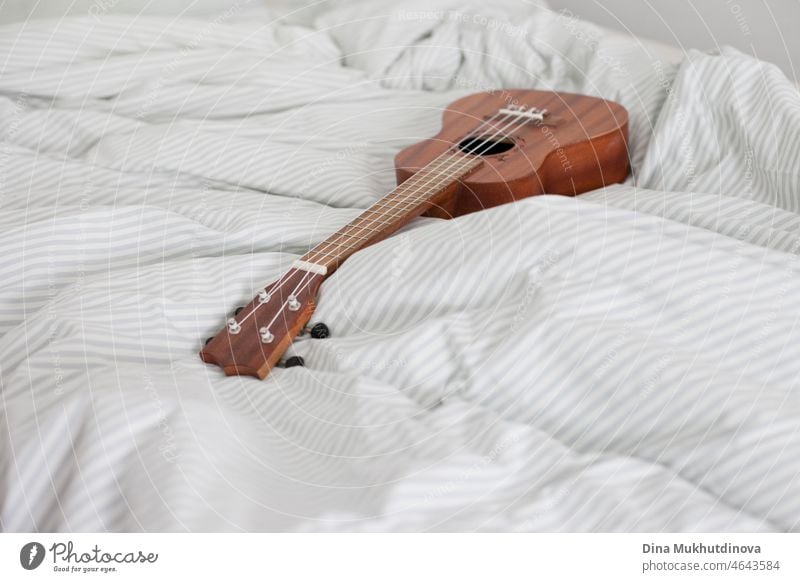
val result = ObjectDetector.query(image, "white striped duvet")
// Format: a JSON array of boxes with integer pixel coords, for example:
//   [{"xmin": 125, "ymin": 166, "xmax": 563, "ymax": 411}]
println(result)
[{"xmin": 1, "ymin": 0, "xmax": 800, "ymax": 532}]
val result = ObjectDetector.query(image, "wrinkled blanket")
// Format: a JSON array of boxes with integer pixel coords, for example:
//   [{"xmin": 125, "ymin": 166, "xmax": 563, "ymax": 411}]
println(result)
[{"xmin": 2, "ymin": 0, "xmax": 800, "ymax": 531}]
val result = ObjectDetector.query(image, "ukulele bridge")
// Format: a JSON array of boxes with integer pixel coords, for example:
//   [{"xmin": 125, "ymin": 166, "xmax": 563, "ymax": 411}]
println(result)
[{"xmin": 497, "ymin": 106, "xmax": 548, "ymax": 122}]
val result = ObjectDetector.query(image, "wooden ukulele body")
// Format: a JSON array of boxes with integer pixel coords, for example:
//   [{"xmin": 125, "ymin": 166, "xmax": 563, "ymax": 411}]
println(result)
[{"xmin": 394, "ymin": 89, "xmax": 629, "ymax": 218}]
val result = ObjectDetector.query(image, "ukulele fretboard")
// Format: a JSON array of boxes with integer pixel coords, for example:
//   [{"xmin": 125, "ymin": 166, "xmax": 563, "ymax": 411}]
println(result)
[{"xmin": 295, "ymin": 153, "xmax": 483, "ymax": 275}]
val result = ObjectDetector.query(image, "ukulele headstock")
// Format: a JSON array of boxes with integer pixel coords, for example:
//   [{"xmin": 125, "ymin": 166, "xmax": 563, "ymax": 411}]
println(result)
[{"xmin": 200, "ymin": 268, "xmax": 323, "ymax": 379}]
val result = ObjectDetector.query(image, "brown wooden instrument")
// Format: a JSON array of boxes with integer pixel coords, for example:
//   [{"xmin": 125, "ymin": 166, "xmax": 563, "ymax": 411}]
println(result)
[{"xmin": 200, "ymin": 89, "xmax": 629, "ymax": 379}]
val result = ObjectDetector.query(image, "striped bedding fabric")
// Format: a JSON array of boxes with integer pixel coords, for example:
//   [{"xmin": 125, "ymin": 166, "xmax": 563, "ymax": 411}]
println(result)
[{"xmin": 2, "ymin": 0, "xmax": 800, "ymax": 532}]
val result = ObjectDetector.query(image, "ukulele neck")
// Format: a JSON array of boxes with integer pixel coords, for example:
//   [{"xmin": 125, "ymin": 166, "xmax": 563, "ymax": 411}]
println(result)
[{"xmin": 293, "ymin": 153, "xmax": 483, "ymax": 276}]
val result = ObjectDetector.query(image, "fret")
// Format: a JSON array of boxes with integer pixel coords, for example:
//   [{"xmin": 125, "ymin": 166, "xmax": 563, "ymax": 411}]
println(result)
[
  {"xmin": 353, "ymin": 216, "xmax": 394, "ymax": 227},
  {"xmin": 334, "ymin": 222, "xmax": 384, "ymax": 234},
  {"xmin": 374, "ymin": 186, "xmax": 447, "ymax": 211},
  {"xmin": 310, "ymin": 233, "xmax": 359, "ymax": 249},
  {"xmin": 361, "ymin": 208, "xmax": 398, "ymax": 217},
  {"xmin": 333, "ymin": 231, "xmax": 371, "ymax": 243},
  {"xmin": 310, "ymin": 237, "xmax": 357, "ymax": 250},
  {"xmin": 303, "ymin": 232, "xmax": 367, "ymax": 261},
  {"xmin": 377, "ymin": 166, "xmax": 470, "ymax": 208},
  {"xmin": 306, "ymin": 249, "xmax": 349, "ymax": 261},
  {"xmin": 300, "ymin": 154, "xmax": 482, "ymax": 272},
  {"xmin": 369, "ymin": 181, "xmax": 452, "ymax": 214},
  {"xmin": 389, "ymin": 172, "xmax": 461, "ymax": 200}
]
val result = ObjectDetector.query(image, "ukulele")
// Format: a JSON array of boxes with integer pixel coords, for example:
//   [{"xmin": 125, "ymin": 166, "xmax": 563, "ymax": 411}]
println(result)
[{"xmin": 200, "ymin": 90, "xmax": 629, "ymax": 378}]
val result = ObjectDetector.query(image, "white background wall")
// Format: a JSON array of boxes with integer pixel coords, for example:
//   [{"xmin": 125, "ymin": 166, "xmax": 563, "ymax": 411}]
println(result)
[
  {"xmin": 0, "ymin": 0, "xmax": 797, "ymax": 80},
  {"xmin": 545, "ymin": 0, "xmax": 798, "ymax": 80}
]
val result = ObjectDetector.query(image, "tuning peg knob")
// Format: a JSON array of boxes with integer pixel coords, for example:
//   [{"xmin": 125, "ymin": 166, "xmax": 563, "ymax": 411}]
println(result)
[
  {"xmin": 307, "ymin": 322, "xmax": 330, "ymax": 339},
  {"xmin": 227, "ymin": 318, "xmax": 241, "ymax": 334},
  {"xmin": 283, "ymin": 356, "xmax": 305, "ymax": 368},
  {"xmin": 259, "ymin": 327, "xmax": 274, "ymax": 344}
]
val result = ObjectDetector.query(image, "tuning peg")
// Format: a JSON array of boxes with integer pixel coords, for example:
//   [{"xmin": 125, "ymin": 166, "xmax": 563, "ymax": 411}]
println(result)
[
  {"xmin": 304, "ymin": 322, "xmax": 330, "ymax": 339},
  {"xmin": 282, "ymin": 356, "xmax": 305, "ymax": 368}
]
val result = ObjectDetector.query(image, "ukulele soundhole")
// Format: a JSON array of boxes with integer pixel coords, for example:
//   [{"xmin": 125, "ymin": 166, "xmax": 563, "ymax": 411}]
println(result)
[{"xmin": 457, "ymin": 135, "xmax": 516, "ymax": 156}]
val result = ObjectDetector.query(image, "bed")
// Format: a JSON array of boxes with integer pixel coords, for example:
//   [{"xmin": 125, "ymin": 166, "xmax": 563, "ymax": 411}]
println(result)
[{"xmin": 2, "ymin": 0, "xmax": 800, "ymax": 532}]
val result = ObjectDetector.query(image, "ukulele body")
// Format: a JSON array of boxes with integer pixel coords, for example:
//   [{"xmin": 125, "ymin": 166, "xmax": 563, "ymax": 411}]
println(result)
[{"xmin": 394, "ymin": 89, "xmax": 629, "ymax": 218}]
